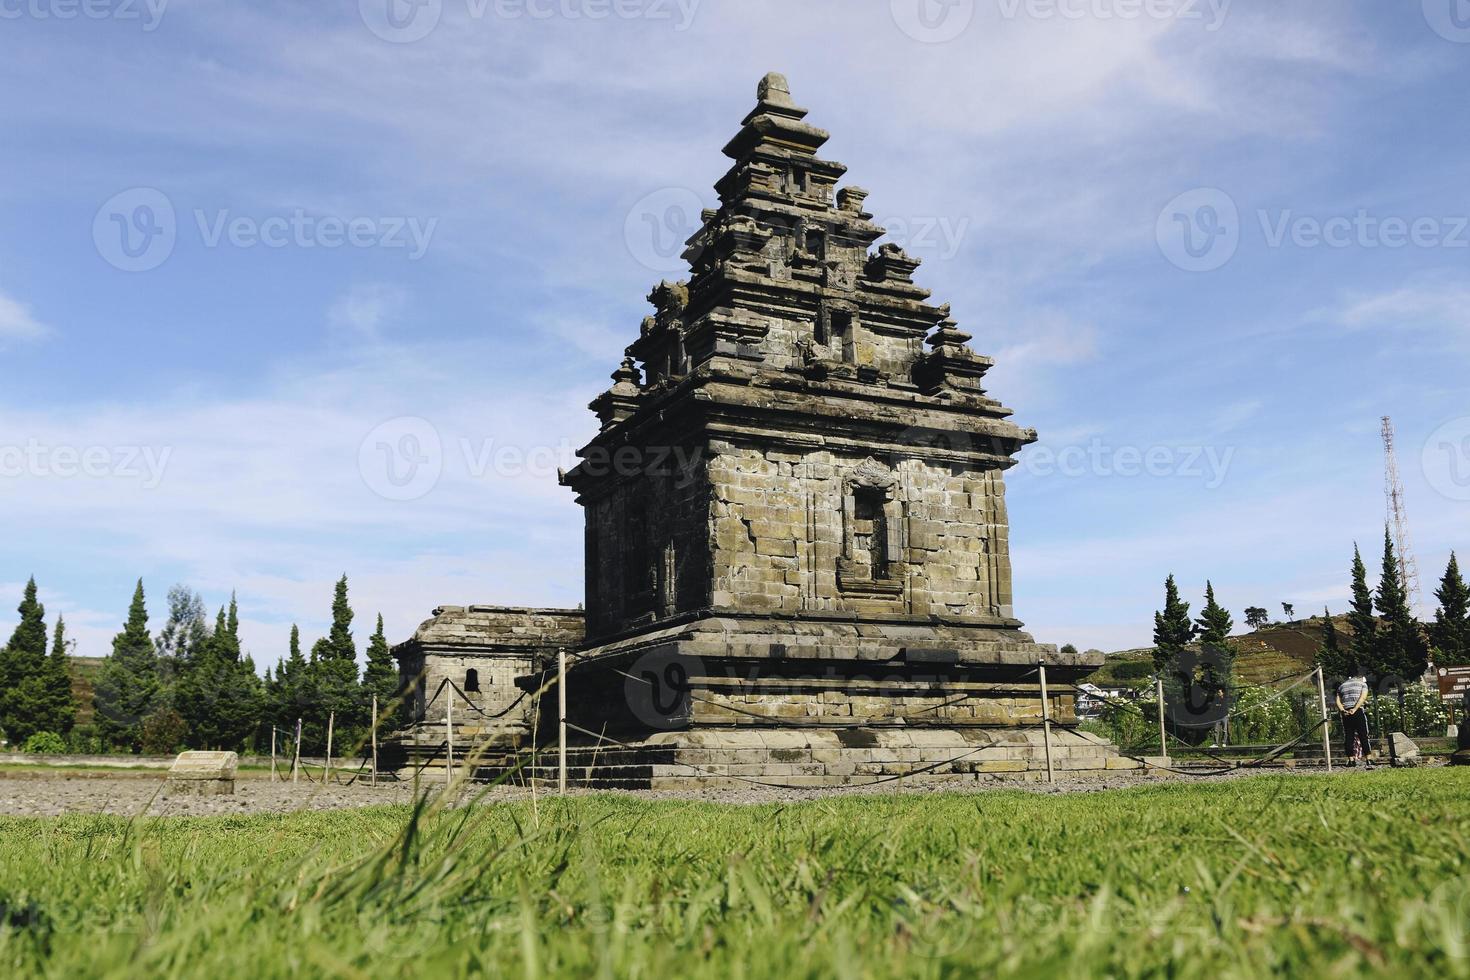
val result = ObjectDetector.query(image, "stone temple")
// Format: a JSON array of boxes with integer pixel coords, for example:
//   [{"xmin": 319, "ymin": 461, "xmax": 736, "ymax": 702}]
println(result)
[{"xmin": 389, "ymin": 74, "xmax": 1125, "ymax": 786}]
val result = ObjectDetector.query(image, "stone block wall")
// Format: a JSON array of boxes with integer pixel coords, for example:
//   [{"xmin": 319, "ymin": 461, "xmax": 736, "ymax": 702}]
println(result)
[
  {"xmin": 583, "ymin": 447, "xmax": 711, "ymax": 641},
  {"xmin": 708, "ymin": 444, "xmax": 1014, "ymax": 619},
  {"xmin": 393, "ymin": 606, "xmax": 584, "ymax": 725}
]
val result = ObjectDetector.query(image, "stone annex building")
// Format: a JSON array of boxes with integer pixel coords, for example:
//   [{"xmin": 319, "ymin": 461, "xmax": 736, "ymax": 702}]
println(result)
[{"xmin": 389, "ymin": 74, "xmax": 1127, "ymax": 786}]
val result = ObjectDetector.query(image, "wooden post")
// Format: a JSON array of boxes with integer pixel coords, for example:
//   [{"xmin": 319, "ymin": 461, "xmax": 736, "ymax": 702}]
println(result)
[
  {"xmin": 1316, "ymin": 667, "xmax": 1334, "ymax": 773},
  {"xmin": 445, "ymin": 686, "xmax": 454, "ymax": 789},
  {"xmin": 1038, "ymin": 659, "xmax": 1055, "ymax": 784},
  {"xmin": 1156, "ymin": 676, "xmax": 1168, "ymax": 763},
  {"xmin": 291, "ymin": 717, "xmax": 302, "ymax": 785},
  {"xmin": 325, "ymin": 711, "xmax": 335, "ymax": 784},
  {"xmin": 270, "ymin": 726, "xmax": 277, "ymax": 782},
  {"xmin": 558, "ymin": 648, "xmax": 568, "ymax": 795},
  {"xmin": 371, "ymin": 695, "xmax": 379, "ymax": 788}
]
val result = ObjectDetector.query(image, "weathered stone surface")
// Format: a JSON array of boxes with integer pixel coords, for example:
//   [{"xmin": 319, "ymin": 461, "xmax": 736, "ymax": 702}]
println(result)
[
  {"xmin": 166, "ymin": 751, "xmax": 237, "ymax": 796},
  {"xmin": 1389, "ymin": 732, "xmax": 1421, "ymax": 767}
]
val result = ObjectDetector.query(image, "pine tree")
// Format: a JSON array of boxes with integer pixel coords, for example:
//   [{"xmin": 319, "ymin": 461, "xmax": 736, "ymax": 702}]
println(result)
[
  {"xmin": 1347, "ymin": 544, "xmax": 1378, "ymax": 673},
  {"xmin": 362, "ymin": 614, "xmax": 399, "ymax": 728},
  {"xmin": 1376, "ymin": 526, "xmax": 1430, "ymax": 681},
  {"xmin": 1431, "ymin": 553, "xmax": 1470, "ymax": 665},
  {"xmin": 1317, "ymin": 607, "xmax": 1353, "ymax": 680},
  {"xmin": 223, "ymin": 594, "xmax": 242, "ymax": 660},
  {"xmin": 41, "ymin": 617, "xmax": 77, "ymax": 736},
  {"xmin": 175, "ymin": 594, "xmax": 262, "ymax": 751},
  {"xmin": 1152, "ymin": 574, "xmax": 1194, "ymax": 673},
  {"xmin": 5, "ymin": 578, "xmax": 48, "ymax": 663},
  {"xmin": 1193, "ymin": 581, "xmax": 1236, "ymax": 689},
  {"xmin": 303, "ymin": 578, "xmax": 361, "ymax": 753},
  {"xmin": 276, "ymin": 624, "xmax": 308, "ymax": 722},
  {"xmin": 325, "ymin": 576, "xmax": 354, "ymax": 664},
  {"xmin": 93, "ymin": 580, "xmax": 160, "ymax": 751},
  {"xmin": 0, "ymin": 578, "xmax": 50, "ymax": 742},
  {"xmin": 1195, "ymin": 582, "xmax": 1234, "ymax": 644}
]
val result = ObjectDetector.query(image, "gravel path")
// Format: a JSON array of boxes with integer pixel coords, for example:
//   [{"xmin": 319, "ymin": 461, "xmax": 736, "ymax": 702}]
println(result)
[{"xmin": 0, "ymin": 763, "xmax": 1391, "ymax": 817}]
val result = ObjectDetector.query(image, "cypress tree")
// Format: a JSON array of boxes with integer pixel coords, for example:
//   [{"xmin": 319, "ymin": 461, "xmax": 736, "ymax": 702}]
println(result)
[
  {"xmin": 0, "ymin": 578, "xmax": 50, "ymax": 741},
  {"xmin": 93, "ymin": 580, "xmax": 160, "ymax": 751},
  {"xmin": 278, "ymin": 624, "xmax": 308, "ymax": 722},
  {"xmin": 176, "ymin": 594, "xmax": 262, "ymax": 751},
  {"xmin": 1195, "ymin": 582, "xmax": 1234, "ymax": 644},
  {"xmin": 1432, "ymin": 553, "xmax": 1470, "ymax": 664},
  {"xmin": 1152, "ymin": 574, "xmax": 1194, "ymax": 673},
  {"xmin": 1193, "ymin": 581, "xmax": 1236, "ymax": 689},
  {"xmin": 41, "ymin": 617, "xmax": 77, "ymax": 736},
  {"xmin": 1347, "ymin": 544, "xmax": 1378, "ymax": 672},
  {"xmin": 305, "ymin": 578, "xmax": 361, "ymax": 752},
  {"xmin": 326, "ymin": 576, "xmax": 354, "ymax": 664},
  {"xmin": 5, "ymin": 578, "xmax": 48, "ymax": 663},
  {"xmin": 362, "ymin": 614, "xmax": 399, "ymax": 727},
  {"xmin": 1376, "ymin": 526, "xmax": 1430, "ymax": 681}
]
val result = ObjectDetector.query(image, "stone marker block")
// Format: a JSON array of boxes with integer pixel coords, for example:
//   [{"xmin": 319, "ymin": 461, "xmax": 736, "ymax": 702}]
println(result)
[
  {"xmin": 166, "ymin": 751, "xmax": 239, "ymax": 795},
  {"xmin": 1389, "ymin": 732, "xmax": 1421, "ymax": 768}
]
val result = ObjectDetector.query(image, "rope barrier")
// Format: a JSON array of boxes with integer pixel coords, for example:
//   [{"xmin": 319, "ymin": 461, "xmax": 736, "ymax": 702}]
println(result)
[
  {"xmin": 1068, "ymin": 673, "xmax": 1344, "ymax": 777},
  {"xmin": 1071, "ymin": 665, "xmax": 1322, "ymax": 727}
]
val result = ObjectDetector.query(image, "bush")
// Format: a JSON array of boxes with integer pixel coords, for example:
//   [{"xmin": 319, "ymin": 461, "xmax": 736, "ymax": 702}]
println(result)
[
  {"xmin": 22, "ymin": 731, "xmax": 66, "ymax": 755},
  {"xmin": 1229, "ymin": 686, "xmax": 1302, "ymax": 745},
  {"xmin": 1085, "ymin": 695, "xmax": 1162, "ymax": 753},
  {"xmin": 1369, "ymin": 684, "xmax": 1449, "ymax": 739},
  {"xmin": 65, "ymin": 727, "xmax": 103, "ymax": 755},
  {"xmin": 1112, "ymin": 661, "xmax": 1154, "ymax": 681},
  {"xmin": 141, "ymin": 708, "xmax": 189, "ymax": 756}
]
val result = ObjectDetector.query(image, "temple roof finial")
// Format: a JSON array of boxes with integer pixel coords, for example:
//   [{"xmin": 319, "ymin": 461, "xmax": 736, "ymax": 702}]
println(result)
[{"xmin": 758, "ymin": 72, "xmax": 795, "ymax": 108}]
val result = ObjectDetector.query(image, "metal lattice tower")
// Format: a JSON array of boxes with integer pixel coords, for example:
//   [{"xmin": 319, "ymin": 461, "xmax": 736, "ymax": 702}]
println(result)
[{"xmin": 1381, "ymin": 416, "xmax": 1422, "ymax": 610}]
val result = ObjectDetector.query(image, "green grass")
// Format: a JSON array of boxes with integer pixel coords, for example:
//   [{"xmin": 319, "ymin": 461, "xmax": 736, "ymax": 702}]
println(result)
[{"xmin": 2, "ymin": 770, "xmax": 1469, "ymax": 978}]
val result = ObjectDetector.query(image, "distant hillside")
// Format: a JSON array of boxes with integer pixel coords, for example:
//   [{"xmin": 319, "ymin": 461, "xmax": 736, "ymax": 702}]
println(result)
[
  {"xmin": 68, "ymin": 656, "xmax": 105, "ymax": 728},
  {"xmin": 1091, "ymin": 615, "xmax": 1352, "ymax": 687}
]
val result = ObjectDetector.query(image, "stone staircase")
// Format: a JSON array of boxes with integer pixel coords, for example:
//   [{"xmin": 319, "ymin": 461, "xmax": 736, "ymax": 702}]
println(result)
[{"xmin": 379, "ymin": 718, "xmax": 527, "ymax": 783}]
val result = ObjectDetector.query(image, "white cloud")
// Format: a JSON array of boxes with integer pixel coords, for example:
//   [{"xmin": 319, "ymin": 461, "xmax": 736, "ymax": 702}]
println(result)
[
  {"xmin": 328, "ymin": 282, "xmax": 409, "ymax": 340},
  {"xmin": 0, "ymin": 290, "xmax": 49, "ymax": 343},
  {"xmin": 1326, "ymin": 277, "xmax": 1470, "ymax": 338},
  {"xmin": 0, "ymin": 339, "xmax": 596, "ymax": 659}
]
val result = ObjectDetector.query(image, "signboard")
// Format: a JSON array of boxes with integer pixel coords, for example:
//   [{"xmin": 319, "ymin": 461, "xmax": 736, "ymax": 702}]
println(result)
[{"xmin": 1436, "ymin": 666, "xmax": 1470, "ymax": 707}]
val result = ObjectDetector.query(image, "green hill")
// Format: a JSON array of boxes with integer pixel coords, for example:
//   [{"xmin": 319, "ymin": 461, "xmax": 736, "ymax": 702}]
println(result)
[{"xmin": 1091, "ymin": 614, "xmax": 1352, "ymax": 687}]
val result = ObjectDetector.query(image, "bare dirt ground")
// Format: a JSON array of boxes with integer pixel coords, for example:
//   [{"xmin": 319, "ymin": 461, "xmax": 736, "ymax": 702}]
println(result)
[{"xmin": 0, "ymin": 763, "xmax": 1395, "ymax": 817}]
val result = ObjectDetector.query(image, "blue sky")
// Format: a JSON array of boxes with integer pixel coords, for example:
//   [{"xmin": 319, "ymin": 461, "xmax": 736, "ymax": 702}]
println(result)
[{"xmin": 1, "ymin": 0, "xmax": 1467, "ymax": 667}]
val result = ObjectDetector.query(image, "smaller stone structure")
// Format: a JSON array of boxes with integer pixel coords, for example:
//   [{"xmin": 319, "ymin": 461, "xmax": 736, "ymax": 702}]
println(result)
[
  {"xmin": 165, "ymin": 751, "xmax": 238, "ymax": 795},
  {"xmin": 386, "ymin": 606, "xmax": 584, "ymax": 774},
  {"xmin": 1388, "ymin": 732, "xmax": 1421, "ymax": 768}
]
